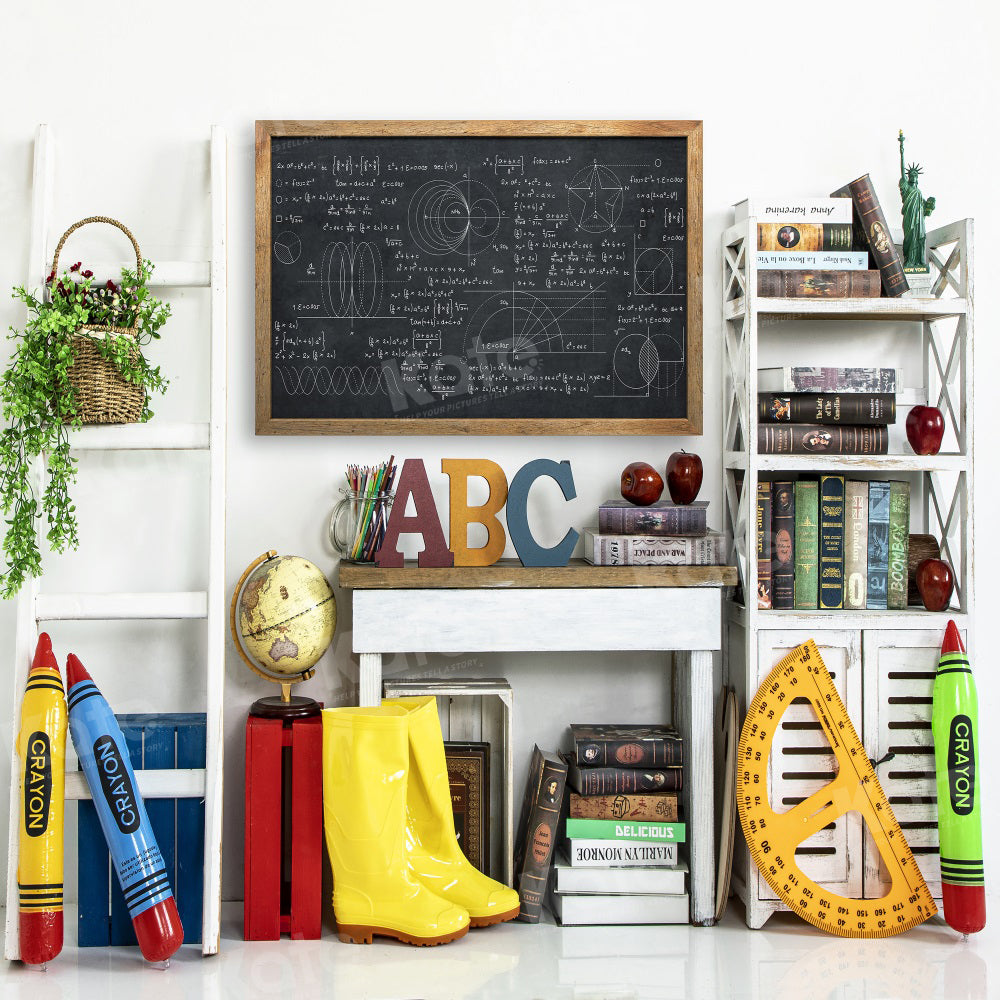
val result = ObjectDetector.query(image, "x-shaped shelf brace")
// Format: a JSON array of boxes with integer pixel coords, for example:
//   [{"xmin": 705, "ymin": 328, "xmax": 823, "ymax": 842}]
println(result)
[
  {"xmin": 927, "ymin": 315, "xmax": 967, "ymax": 450},
  {"xmin": 724, "ymin": 239, "xmax": 748, "ymax": 302},
  {"xmin": 926, "ymin": 240, "xmax": 963, "ymax": 299},
  {"xmin": 928, "ymin": 469, "xmax": 966, "ymax": 606},
  {"xmin": 723, "ymin": 468, "xmax": 750, "ymax": 593}
]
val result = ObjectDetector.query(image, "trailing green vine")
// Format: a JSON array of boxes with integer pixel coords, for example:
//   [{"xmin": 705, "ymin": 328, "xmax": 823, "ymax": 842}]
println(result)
[{"xmin": 0, "ymin": 261, "xmax": 170, "ymax": 597}]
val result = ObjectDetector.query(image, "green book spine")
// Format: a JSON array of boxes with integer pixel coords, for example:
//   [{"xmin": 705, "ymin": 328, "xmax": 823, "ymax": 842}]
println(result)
[
  {"xmin": 819, "ymin": 475, "xmax": 845, "ymax": 610},
  {"xmin": 888, "ymin": 481, "xmax": 911, "ymax": 609},
  {"xmin": 794, "ymin": 481, "xmax": 819, "ymax": 609},
  {"xmin": 563, "ymin": 818, "xmax": 686, "ymax": 843}
]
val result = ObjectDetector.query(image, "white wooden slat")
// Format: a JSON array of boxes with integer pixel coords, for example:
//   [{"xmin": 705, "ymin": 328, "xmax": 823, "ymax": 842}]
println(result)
[
  {"xmin": 5, "ymin": 124, "xmax": 55, "ymax": 961},
  {"xmin": 725, "ymin": 296, "xmax": 967, "ymax": 322},
  {"xmin": 731, "ymin": 608, "xmax": 969, "ymax": 634},
  {"xmin": 64, "ymin": 768, "xmax": 206, "ymax": 800},
  {"xmin": 752, "ymin": 454, "xmax": 968, "ymax": 474},
  {"xmin": 76, "ymin": 259, "xmax": 210, "ymax": 287},
  {"xmin": 201, "ymin": 123, "xmax": 228, "ymax": 956},
  {"xmin": 446, "ymin": 695, "xmax": 479, "ymax": 744},
  {"xmin": 353, "ymin": 588, "xmax": 720, "ymax": 654},
  {"xmin": 69, "ymin": 421, "xmax": 210, "ymax": 451},
  {"xmin": 35, "ymin": 591, "xmax": 208, "ymax": 621}
]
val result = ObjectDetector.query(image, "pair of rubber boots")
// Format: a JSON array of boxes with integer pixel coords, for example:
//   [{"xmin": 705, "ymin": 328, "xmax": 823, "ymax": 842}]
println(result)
[{"xmin": 322, "ymin": 696, "xmax": 520, "ymax": 946}]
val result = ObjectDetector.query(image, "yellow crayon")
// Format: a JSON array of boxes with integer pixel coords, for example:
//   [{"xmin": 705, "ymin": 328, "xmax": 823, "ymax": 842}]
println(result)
[{"xmin": 16, "ymin": 633, "xmax": 66, "ymax": 968}]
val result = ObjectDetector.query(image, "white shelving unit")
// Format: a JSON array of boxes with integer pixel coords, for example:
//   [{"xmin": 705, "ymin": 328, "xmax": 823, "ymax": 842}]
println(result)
[
  {"xmin": 720, "ymin": 217, "xmax": 974, "ymax": 928},
  {"xmin": 4, "ymin": 124, "xmax": 228, "ymax": 957}
]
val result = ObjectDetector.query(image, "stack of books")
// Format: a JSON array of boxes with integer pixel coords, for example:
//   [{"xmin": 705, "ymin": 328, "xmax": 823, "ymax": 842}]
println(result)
[
  {"xmin": 757, "ymin": 366, "xmax": 897, "ymax": 457},
  {"xmin": 737, "ymin": 181, "xmax": 909, "ymax": 299},
  {"xmin": 550, "ymin": 724, "xmax": 688, "ymax": 925},
  {"xmin": 583, "ymin": 498, "xmax": 723, "ymax": 566}
]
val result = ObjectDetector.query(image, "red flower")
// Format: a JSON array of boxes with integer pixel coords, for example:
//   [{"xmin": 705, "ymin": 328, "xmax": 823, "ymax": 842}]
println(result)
[
  {"xmin": 106, "ymin": 279, "xmax": 116, "ymax": 290},
  {"xmin": 46, "ymin": 269, "xmax": 55, "ymax": 283},
  {"xmin": 70, "ymin": 261, "xmax": 81, "ymax": 273},
  {"xmin": 82, "ymin": 269, "xmax": 93, "ymax": 279}
]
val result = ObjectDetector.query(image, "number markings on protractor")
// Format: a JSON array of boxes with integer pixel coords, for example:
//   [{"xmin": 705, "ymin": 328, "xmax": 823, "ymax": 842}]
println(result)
[{"xmin": 737, "ymin": 639, "xmax": 937, "ymax": 937}]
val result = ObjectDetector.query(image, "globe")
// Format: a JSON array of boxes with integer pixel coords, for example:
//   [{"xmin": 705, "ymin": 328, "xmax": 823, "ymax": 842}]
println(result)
[{"xmin": 235, "ymin": 554, "xmax": 336, "ymax": 683}]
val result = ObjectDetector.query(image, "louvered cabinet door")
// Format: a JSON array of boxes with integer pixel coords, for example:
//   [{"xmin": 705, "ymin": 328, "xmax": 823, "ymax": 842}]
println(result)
[
  {"xmin": 861, "ymin": 629, "xmax": 962, "ymax": 900},
  {"xmin": 756, "ymin": 630, "xmax": 863, "ymax": 901}
]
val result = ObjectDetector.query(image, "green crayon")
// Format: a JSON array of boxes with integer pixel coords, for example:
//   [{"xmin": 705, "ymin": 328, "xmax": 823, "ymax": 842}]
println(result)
[{"xmin": 932, "ymin": 620, "xmax": 985, "ymax": 934}]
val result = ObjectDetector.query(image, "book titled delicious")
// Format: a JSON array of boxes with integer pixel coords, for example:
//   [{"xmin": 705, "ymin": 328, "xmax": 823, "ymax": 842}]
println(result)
[
  {"xmin": 564, "ymin": 818, "xmax": 686, "ymax": 843},
  {"xmin": 597, "ymin": 499, "xmax": 708, "ymax": 536},
  {"xmin": 583, "ymin": 528, "xmax": 724, "ymax": 567},
  {"xmin": 571, "ymin": 723, "xmax": 682, "ymax": 768},
  {"xmin": 758, "ymin": 424, "xmax": 888, "ymax": 455}
]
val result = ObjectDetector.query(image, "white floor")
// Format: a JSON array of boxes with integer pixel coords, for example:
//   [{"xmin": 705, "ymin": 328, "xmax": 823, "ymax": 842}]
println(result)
[{"xmin": 2, "ymin": 902, "xmax": 995, "ymax": 999}]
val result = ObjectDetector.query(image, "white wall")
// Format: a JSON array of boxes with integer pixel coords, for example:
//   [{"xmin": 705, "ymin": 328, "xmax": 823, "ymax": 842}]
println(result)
[{"xmin": 1, "ymin": 0, "xmax": 998, "ymax": 908}]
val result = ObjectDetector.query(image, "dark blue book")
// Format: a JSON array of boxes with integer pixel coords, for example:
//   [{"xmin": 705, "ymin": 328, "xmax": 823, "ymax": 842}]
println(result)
[
  {"xmin": 867, "ymin": 481, "xmax": 891, "ymax": 610},
  {"xmin": 819, "ymin": 475, "xmax": 845, "ymax": 610}
]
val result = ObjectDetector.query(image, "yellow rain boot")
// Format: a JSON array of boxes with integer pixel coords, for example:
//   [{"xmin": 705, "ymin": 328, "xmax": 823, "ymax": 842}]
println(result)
[
  {"xmin": 322, "ymin": 705, "xmax": 470, "ymax": 945},
  {"xmin": 384, "ymin": 696, "xmax": 521, "ymax": 927}
]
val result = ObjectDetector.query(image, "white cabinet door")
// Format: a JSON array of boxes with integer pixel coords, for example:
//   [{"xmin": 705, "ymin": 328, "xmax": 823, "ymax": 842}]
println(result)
[
  {"xmin": 861, "ymin": 628, "xmax": 964, "ymax": 900},
  {"xmin": 756, "ymin": 630, "xmax": 863, "ymax": 901}
]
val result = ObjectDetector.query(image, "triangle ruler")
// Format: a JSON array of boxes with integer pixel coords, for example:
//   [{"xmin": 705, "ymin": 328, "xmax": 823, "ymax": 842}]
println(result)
[{"xmin": 737, "ymin": 639, "xmax": 937, "ymax": 937}]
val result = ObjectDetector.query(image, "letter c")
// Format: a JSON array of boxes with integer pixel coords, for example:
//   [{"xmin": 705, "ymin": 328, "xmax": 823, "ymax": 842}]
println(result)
[{"xmin": 507, "ymin": 459, "xmax": 580, "ymax": 567}]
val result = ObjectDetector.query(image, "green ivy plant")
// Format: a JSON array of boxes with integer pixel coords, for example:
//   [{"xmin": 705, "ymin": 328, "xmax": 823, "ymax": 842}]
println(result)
[{"xmin": 0, "ymin": 261, "xmax": 170, "ymax": 597}]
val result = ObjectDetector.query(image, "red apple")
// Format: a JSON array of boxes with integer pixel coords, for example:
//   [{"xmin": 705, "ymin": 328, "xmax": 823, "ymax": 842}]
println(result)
[
  {"xmin": 916, "ymin": 557, "xmax": 954, "ymax": 612},
  {"xmin": 666, "ymin": 450, "xmax": 703, "ymax": 505},
  {"xmin": 906, "ymin": 405, "xmax": 945, "ymax": 456},
  {"xmin": 620, "ymin": 462, "xmax": 664, "ymax": 506}
]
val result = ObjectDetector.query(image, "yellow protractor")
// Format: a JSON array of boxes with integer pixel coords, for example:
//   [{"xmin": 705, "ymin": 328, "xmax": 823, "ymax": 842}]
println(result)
[{"xmin": 737, "ymin": 639, "xmax": 937, "ymax": 937}]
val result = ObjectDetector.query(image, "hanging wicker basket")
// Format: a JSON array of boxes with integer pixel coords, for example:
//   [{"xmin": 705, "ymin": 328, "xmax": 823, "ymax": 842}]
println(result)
[{"xmin": 51, "ymin": 216, "xmax": 147, "ymax": 424}]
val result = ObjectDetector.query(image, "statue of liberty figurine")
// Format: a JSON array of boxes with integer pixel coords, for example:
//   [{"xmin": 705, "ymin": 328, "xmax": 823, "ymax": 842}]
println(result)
[{"xmin": 898, "ymin": 131, "xmax": 936, "ymax": 271}]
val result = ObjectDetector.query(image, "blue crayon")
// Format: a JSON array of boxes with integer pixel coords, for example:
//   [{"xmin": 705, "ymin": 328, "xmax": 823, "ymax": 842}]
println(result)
[{"xmin": 66, "ymin": 654, "xmax": 183, "ymax": 963}]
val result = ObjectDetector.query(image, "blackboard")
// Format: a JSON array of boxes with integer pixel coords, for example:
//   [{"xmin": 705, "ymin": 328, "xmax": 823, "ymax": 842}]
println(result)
[{"xmin": 255, "ymin": 121, "xmax": 702, "ymax": 435}]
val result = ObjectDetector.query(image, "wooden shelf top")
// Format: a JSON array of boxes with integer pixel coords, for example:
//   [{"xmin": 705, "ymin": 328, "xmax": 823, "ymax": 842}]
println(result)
[{"xmin": 339, "ymin": 559, "xmax": 738, "ymax": 590}]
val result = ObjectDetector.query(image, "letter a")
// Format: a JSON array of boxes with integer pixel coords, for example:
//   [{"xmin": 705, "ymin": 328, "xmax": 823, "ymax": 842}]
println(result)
[
  {"xmin": 375, "ymin": 458, "xmax": 454, "ymax": 568},
  {"xmin": 442, "ymin": 459, "xmax": 508, "ymax": 566}
]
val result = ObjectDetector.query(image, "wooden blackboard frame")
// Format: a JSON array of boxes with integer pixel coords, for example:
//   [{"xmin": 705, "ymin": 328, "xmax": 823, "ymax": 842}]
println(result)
[{"xmin": 255, "ymin": 120, "xmax": 703, "ymax": 435}]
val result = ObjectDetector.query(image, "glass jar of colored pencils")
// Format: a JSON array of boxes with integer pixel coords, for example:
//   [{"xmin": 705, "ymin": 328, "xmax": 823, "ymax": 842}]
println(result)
[{"xmin": 329, "ymin": 489, "xmax": 395, "ymax": 564}]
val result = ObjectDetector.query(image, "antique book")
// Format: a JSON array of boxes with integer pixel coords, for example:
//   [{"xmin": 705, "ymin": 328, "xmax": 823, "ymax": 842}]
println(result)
[
  {"xmin": 819, "ymin": 475, "xmax": 846, "ymax": 610},
  {"xmin": 564, "ymin": 753, "xmax": 681, "ymax": 796},
  {"xmin": 867, "ymin": 481, "xmax": 891, "ymax": 610},
  {"xmin": 733, "ymin": 196, "xmax": 853, "ymax": 223},
  {"xmin": 756, "ymin": 481, "xmax": 772, "ymax": 609},
  {"xmin": 583, "ymin": 528, "xmax": 724, "ymax": 567},
  {"xmin": 513, "ymin": 745, "xmax": 567, "ymax": 923},
  {"xmin": 793, "ymin": 480, "xmax": 819, "ymax": 610},
  {"xmin": 553, "ymin": 857, "xmax": 687, "ymax": 894},
  {"xmin": 771, "ymin": 481, "xmax": 795, "ymax": 610},
  {"xmin": 844, "ymin": 481, "xmax": 870, "ymax": 610},
  {"xmin": 831, "ymin": 175, "xmax": 909, "ymax": 296},
  {"xmin": 888, "ymin": 481, "xmax": 911, "ymax": 610},
  {"xmin": 570, "ymin": 724, "xmax": 682, "ymax": 768},
  {"xmin": 758, "ymin": 393, "xmax": 895, "ymax": 425},
  {"xmin": 561, "ymin": 838, "xmax": 679, "ymax": 868},
  {"xmin": 444, "ymin": 741, "xmax": 489, "ymax": 876},
  {"xmin": 597, "ymin": 499, "xmax": 708, "ymax": 536},
  {"xmin": 563, "ymin": 818, "xmax": 686, "ymax": 843},
  {"xmin": 757, "ymin": 366, "xmax": 899, "ymax": 393},
  {"xmin": 755, "ymin": 251, "xmax": 869, "ymax": 270},
  {"xmin": 758, "ymin": 424, "xmax": 888, "ymax": 455},
  {"xmin": 757, "ymin": 222, "xmax": 854, "ymax": 251},
  {"xmin": 568, "ymin": 791, "xmax": 678, "ymax": 822},
  {"xmin": 550, "ymin": 888, "xmax": 689, "ymax": 925},
  {"xmin": 757, "ymin": 269, "xmax": 881, "ymax": 298}
]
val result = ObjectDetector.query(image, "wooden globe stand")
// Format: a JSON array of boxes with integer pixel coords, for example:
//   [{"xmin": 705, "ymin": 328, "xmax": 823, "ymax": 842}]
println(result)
[{"xmin": 230, "ymin": 550, "xmax": 328, "ymax": 940}]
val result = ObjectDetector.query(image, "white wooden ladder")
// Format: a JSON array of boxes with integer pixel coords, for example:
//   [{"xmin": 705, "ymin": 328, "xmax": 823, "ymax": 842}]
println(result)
[{"xmin": 3, "ymin": 124, "xmax": 228, "ymax": 957}]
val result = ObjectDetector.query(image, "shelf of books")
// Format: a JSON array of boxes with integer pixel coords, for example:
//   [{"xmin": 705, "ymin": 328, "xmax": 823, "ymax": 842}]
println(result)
[{"xmin": 720, "ymin": 200, "xmax": 973, "ymax": 929}]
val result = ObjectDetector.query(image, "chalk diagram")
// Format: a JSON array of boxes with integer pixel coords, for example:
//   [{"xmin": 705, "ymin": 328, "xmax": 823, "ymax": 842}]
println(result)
[
  {"xmin": 634, "ymin": 246, "xmax": 676, "ymax": 296},
  {"xmin": 408, "ymin": 179, "xmax": 502, "ymax": 258},
  {"xmin": 276, "ymin": 365, "xmax": 401, "ymax": 398},
  {"xmin": 273, "ymin": 230, "xmax": 302, "ymax": 266},
  {"xmin": 462, "ymin": 287, "xmax": 607, "ymax": 362},
  {"xmin": 608, "ymin": 327, "xmax": 686, "ymax": 397},
  {"xmin": 567, "ymin": 164, "xmax": 623, "ymax": 233},
  {"xmin": 320, "ymin": 240, "xmax": 383, "ymax": 319}
]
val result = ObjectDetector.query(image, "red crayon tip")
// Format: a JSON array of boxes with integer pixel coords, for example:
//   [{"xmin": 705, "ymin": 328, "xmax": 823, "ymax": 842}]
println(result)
[
  {"xmin": 942, "ymin": 882, "xmax": 986, "ymax": 935},
  {"xmin": 30, "ymin": 632, "xmax": 59, "ymax": 675},
  {"xmin": 942, "ymin": 620, "xmax": 966, "ymax": 655},
  {"xmin": 65, "ymin": 653, "xmax": 92, "ymax": 688},
  {"xmin": 133, "ymin": 898, "xmax": 184, "ymax": 963},
  {"xmin": 19, "ymin": 909, "xmax": 62, "ymax": 967}
]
